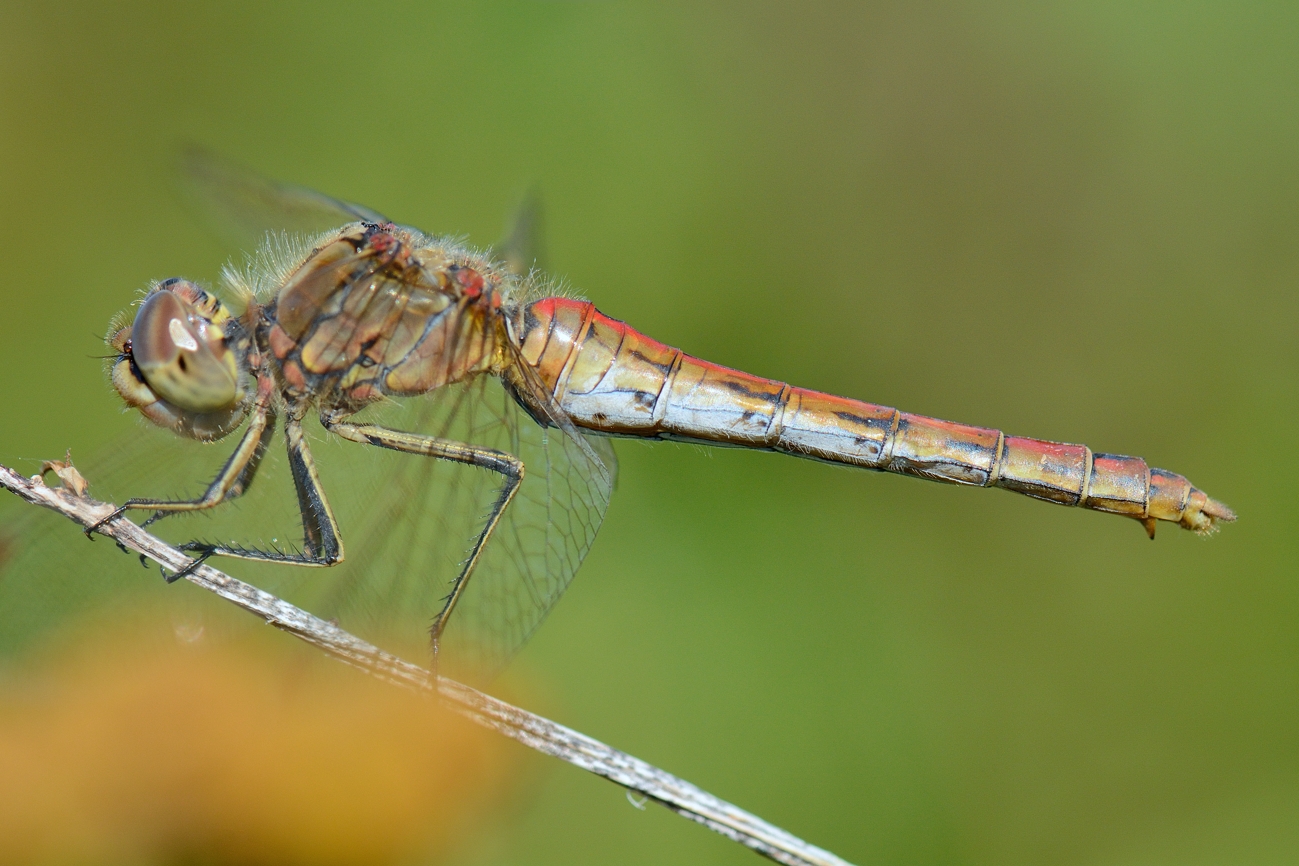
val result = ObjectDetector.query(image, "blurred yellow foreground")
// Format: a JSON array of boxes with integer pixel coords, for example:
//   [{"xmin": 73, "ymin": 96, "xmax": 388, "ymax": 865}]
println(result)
[{"xmin": 0, "ymin": 617, "xmax": 514, "ymax": 866}]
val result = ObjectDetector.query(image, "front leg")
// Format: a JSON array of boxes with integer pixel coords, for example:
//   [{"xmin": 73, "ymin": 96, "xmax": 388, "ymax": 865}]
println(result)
[
  {"xmin": 87, "ymin": 406, "xmax": 275, "ymax": 536},
  {"xmin": 320, "ymin": 411, "xmax": 524, "ymax": 664},
  {"xmin": 174, "ymin": 418, "xmax": 344, "ymax": 577}
]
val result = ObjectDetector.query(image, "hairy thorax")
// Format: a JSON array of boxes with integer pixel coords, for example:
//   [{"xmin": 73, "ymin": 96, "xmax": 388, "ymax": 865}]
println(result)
[{"xmin": 255, "ymin": 223, "xmax": 511, "ymax": 415}]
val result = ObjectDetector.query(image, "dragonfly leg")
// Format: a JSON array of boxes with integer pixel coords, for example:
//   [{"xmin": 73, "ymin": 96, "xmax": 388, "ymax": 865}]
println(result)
[
  {"xmin": 178, "ymin": 417, "xmax": 344, "ymax": 567},
  {"xmin": 320, "ymin": 413, "xmax": 524, "ymax": 667},
  {"xmin": 161, "ymin": 548, "xmax": 215, "ymax": 584},
  {"xmin": 85, "ymin": 407, "xmax": 276, "ymax": 537}
]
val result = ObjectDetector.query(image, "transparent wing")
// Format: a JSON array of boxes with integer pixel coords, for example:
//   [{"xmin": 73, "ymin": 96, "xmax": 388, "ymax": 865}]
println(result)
[
  {"xmin": 253, "ymin": 374, "xmax": 617, "ymax": 681},
  {"xmin": 183, "ymin": 147, "xmax": 544, "ymax": 278},
  {"xmin": 0, "ymin": 416, "xmax": 307, "ymax": 660},
  {"xmin": 0, "ymin": 374, "xmax": 616, "ymax": 681},
  {"xmin": 492, "ymin": 189, "xmax": 546, "ymax": 277},
  {"xmin": 178, "ymin": 146, "xmax": 391, "ymax": 249}
]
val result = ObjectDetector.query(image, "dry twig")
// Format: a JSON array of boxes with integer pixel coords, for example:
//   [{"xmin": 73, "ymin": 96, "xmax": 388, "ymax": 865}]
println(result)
[{"xmin": 0, "ymin": 461, "xmax": 854, "ymax": 866}]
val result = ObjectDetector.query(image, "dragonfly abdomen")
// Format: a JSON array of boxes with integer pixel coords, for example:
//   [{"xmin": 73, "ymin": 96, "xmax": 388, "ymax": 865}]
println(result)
[
  {"xmin": 782, "ymin": 396, "xmax": 1233, "ymax": 535},
  {"xmin": 516, "ymin": 297, "xmax": 1234, "ymax": 536}
]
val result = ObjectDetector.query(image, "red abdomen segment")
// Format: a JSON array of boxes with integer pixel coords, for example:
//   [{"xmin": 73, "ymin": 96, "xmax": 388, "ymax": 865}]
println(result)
[{"xmin": 515, "ymin": 298, "xmax": 1235, "ymax": 536}]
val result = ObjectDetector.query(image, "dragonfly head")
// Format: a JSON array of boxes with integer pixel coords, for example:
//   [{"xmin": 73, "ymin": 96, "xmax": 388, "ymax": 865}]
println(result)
[{"xmin": 107, "ymin": 279, "xmax": 254, "ymax": 441}]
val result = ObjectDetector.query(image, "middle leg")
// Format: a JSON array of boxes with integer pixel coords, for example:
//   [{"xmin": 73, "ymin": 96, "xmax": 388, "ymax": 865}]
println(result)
[
  {"xmin": 321, "ymin": 412, "xmax": 524, "ymax": 664},
  {"xmin": 172, "ymin": 417, "xmax": 345, "ymax": 577}
]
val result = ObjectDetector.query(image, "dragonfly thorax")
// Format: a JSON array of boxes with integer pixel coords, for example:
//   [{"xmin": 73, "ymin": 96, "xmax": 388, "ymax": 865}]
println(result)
[{"xmin": 259, "ymin": 223, "xmax": 511, "ymax": 411}]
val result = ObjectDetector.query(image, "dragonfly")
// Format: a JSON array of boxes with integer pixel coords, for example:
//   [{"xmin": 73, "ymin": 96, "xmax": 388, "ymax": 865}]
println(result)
[{"xmin": 4, "ymin": 157, "xmax": 1236, "ymax": 678}]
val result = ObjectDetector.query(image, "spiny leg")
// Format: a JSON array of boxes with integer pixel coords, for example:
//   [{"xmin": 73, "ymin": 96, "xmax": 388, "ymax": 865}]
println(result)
[
  {"xmin": 86, "ymin": 407, "xmax": 275, "ymax": 537},
  {"xmin": 321, "ymin": 412, "xmax": 524, "ymax": 670},
  {"xmin": 176, "ymin": 417, "xmax": 344, "ymax": 574}
]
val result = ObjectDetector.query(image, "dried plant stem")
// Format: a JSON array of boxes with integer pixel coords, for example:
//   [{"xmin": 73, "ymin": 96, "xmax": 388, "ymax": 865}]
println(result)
[{"xmin": 0, "ymin": 463, "xmax": 853, "ymax": 866}]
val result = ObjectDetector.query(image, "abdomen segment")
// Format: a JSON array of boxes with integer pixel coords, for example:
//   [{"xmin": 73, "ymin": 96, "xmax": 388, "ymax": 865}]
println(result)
[{"xmin": 515, "ymin": 298, "xmax": 1235, "ymax": 536}]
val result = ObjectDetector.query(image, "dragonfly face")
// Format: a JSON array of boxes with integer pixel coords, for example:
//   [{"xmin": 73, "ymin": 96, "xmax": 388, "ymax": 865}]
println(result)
[{"xmin": 109, "ymin": 278, "xmax": 256, "ymax": 441}]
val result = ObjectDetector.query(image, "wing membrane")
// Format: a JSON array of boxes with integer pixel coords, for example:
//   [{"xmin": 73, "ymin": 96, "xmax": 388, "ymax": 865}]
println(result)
[
  {"xmin": 257, "ymin": 375, "xmax": 616, "ymax": 681},
  {"xmin": 0, "ymin": 375, "xmax": 616, "ymax": 682},
  {"xmin": 179, "ymin": 146, "xmax": 391, "ymax": 249},
  {"xmin": 493, "ymin": 189, "xmax": 546, "ymax": 277},
  {"xmin": 0, "ymin": 419, "xmax": 306, "ymax": 659}
]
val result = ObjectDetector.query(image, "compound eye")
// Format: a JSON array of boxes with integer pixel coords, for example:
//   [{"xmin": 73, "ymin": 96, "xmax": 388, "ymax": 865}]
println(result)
[{"xmin": 131, "ymin": 288, "xmax": 238, "ymax": 412}]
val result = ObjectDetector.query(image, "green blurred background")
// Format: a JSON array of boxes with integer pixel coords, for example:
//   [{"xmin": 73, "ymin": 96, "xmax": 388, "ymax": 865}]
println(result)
[{"xmin": 1, "ymin": 3, "xmax": 1296, "ymax": 864}]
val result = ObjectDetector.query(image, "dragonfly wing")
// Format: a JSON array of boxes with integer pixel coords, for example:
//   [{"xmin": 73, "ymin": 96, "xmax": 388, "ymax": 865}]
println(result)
[
  {"xmin": 444, "ymin": 384, "xmax": 616, "ymax": 676},
  {"xmin": 0, "ymin": 416, "xmax": 311, "ymax": 659},
  {"xmin": 179, "ymin": 146, "xmax": 391, "ymax": 249},
  {"xmin": 492, "ymin": 188, "xmax": 546, "ymax": 278},
  {"xmin": 234, "ymin": 373, "xmax": 616, "ymax": 682},
  {"xmin": 0, "ymin": 374, "xmax": 617, "ymax": 683}
]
